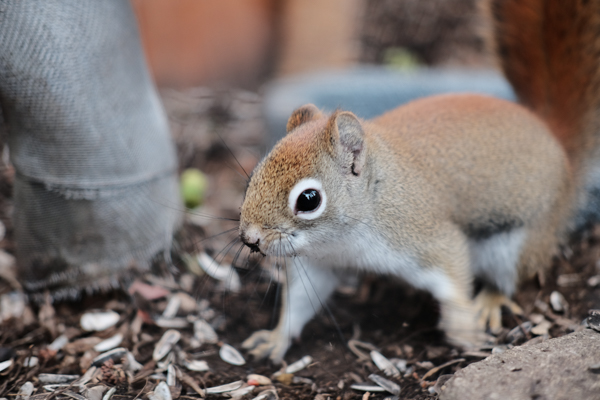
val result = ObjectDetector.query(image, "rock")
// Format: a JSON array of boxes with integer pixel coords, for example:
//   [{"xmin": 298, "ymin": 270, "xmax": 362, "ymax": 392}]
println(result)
[{"xmin": 439, "ymin": 329, "xmax": 600, "ymax": 400}]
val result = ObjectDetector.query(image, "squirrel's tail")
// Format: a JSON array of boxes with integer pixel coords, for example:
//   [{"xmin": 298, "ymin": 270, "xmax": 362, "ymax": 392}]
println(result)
[{"xmin": 487, "ymin": 0, "xmax": 600, "ymax": 230}]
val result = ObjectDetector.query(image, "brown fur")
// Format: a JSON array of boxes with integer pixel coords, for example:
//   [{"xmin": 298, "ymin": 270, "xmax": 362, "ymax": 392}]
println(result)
[{"xmin": 285, "ymin": 104, "xmax": 323, "ymax": 133}]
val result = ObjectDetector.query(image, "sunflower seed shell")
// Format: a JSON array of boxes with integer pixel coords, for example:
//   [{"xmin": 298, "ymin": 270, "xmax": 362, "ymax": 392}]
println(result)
[
  {"xmin": 285, "ymin": 355, "xmax": 312, "ymax": 374},
  {"xmin": 148, "ymin": 382, "xmax": 171, "ymax": 400},
  {"xmin": 93, "ymin": 333, "xmax": 123, "ymax": 352},
  {"xmin": 194, "ymin": 319, "xmax": 218, "ymax": 344},
  {"xmin": 205, "ymin": 380, "xmax": 244, "ymax": 394},
  {"xmin": 371, "ymin": 351, "xmax": 400, "ymax": 377},
  {"xmin": 81, "ymin": 311, "xmax": 120, "ymax": 332},
  {"xmin": 369, "ymin": 374, "xmax": 401, "ymax": 395},
  {"xmin": 350, "ymin": 383, "xmax": 386, "ymax": 392},
  {"xmin": 153, "ymin": 330, "xmax": 181, "ymax": 361},
  {"xmin": 219, "ymin": 344, "xmax": 245, "ymax": 366},
  {"xmin": 183, "ymin": 359, "xmax": 209, "ymax": 372}
]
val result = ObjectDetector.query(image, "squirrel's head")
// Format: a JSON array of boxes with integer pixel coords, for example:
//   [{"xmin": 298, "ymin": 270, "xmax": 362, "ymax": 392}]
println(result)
[{"xmin": 239, "ymin": 104, "xmax": 367, "ymax": 257}]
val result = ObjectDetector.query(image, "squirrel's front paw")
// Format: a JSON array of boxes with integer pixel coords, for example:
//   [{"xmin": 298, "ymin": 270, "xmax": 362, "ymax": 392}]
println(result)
[{"xmin": 241, "ymin": 329, "xmax": 291, "ymax": 364}]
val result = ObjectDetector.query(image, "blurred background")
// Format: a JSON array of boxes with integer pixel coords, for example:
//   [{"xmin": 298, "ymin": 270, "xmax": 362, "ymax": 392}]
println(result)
[{"xmin": 131, "ymin": 0, "xmax": 491, "ymax": 88}]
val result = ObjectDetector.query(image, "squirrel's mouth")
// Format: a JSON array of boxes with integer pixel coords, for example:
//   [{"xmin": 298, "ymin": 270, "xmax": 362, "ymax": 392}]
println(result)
[
  {"xmin": 239, "ymin": 234, "xmax": 266, "ymax": 256},
  {"xmin": 244, "ymin": 241, "xmax": 266, "ymax": 256}
]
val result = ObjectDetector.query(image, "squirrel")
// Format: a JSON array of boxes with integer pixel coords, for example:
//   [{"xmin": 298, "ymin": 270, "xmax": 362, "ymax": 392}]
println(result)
[{"xmin": 238, "ymin": 0, "xmax": 600, "ymax": 363}]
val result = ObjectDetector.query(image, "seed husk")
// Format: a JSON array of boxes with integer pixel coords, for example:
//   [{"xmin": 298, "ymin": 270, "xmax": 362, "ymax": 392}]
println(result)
[
  {"xmin": 162, "ymin": 296, "xmax": 181, "ymax": 319},
  {"xmin": 148, "ymin": 381, "xmax": 171, "ymax": 400},
  {"xmin": 92, "ymin": 347, "xmax": 128, "ymax": 367},
  {"xmin": 550, "ymin": 291, "xmax": 568, "ymax": 313},
  {"xmin": 48, "ymin": 334, "xmax": 69, "ymax": 352},
  {"xmin": 0, "ymin": 359, "xmax": 13, "ymax": 373},
  {"xmin": 38, "ymin": 374, "xmax": 80, "ymax": 384},
  {"xmin": 80, "ymin": 311, "xmax": 120, "ymax": 332},
  {"xmin": 350, "ymin": 383, "xmax": 386, "ymax": 392},
  {"xmin": 153, "ymin": 330, "xmax": 181, "ymax": 361},
  {"xmin": 285, "ymin": 355, "xmax": 313, "ymax": 374},
  {"xmin": 193, "ymin": 319, "xmax": 218, "ymax": 344},
  {"xmin": 102, "ymin": 387, "xmax": 117, "ymax": 400},
  {"xmin": 93, "ymin": 333, "xmax": 123, "ymax": 352},
  {"xmin": 368, "ymin": 374, "xmax": 401, "ymax": 396},
  {"xmin": 370, "ymin": 351, "xmax": 400, "ymax": 377},
  {"xmin": 155, "ymin": 317, "xmax": 189, "ymax": 329},
  {"xmin": 183, "ymin": 359, "xmax": 209, "ymax": 372},
  {"xmin": 205, "ymin": 380, "xmax": 244, "ymax": 394},
  {"xmin": 17, "ymin": 381, "xmax": 34, "ymax": 400},
  {"xmin": 196, "ymin": 252, "xmax": 241, "ymax": 292},
  {"xmin": 219, "ymin": 344, "xmax": 245, "ymax": 366},
  {"xmin": 247, "ymin": 374, "xmax": 272, "ymax": 386}
]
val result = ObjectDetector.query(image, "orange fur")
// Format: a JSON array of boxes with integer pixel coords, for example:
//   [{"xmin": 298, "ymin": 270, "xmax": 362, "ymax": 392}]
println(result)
[{"xmin": 487, "ymin": 0, "xmax": 600, "ymax": 162}]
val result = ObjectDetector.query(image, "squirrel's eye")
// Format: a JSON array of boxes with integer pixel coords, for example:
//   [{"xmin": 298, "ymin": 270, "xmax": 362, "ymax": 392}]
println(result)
[
  {"xmin": 288, "ymin": 177, "xmax": 327, "ymax": 220},
  {"xmin": 296, "ymin": 189, "xmax": 321, "ymax": 213}
]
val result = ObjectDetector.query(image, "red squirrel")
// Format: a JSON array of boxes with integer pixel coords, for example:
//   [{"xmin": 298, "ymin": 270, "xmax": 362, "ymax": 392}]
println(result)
[{"xmin": 238, "ymin": 0, "xmax": 599, "ymax": 363}]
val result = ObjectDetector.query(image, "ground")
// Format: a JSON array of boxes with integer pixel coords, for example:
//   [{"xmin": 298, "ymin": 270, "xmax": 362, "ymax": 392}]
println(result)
[{"xmin": 0, "ymin": 88, "xmax": 599, "ymax": 400}]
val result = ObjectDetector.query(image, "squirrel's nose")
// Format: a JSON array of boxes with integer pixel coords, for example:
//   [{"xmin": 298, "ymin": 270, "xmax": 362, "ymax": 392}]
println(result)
[{"xmin": 240, "ymin": 226, "xmax": 265, "ymax": 255}]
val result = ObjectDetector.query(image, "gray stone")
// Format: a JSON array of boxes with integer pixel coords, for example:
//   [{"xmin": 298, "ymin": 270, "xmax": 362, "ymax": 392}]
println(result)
[{"xmin": 439, "ymin": 329, "xmax": 600, "ymax": 400}]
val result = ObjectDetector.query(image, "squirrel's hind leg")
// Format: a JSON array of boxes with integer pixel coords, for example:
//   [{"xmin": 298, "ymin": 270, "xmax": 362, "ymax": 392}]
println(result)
[
  {"xmin": 474, "ymin": 289, "xmax": 523, "ymax": 333},
  {"xmin": 467, "ymin": 228, "xmax": 527, "ymax": 331}
]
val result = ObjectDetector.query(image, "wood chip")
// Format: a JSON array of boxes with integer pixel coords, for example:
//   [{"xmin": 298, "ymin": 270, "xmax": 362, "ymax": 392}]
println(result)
[
  {"xmin": 176, "ymin": 369, "xmax": 205, "ymax": 397},
  {"xmin": 348, "ymin": 339, "xmax": 377, "ymax": 361},
  {"xmin": 557, "ymin": 274, "xmax": 580, "ymax": 287},
  {"xmin": 63, "ymin": 391, "xmax": 87, "ymax": 400},
  {"xmin": 421, "ymin": 358, "xmax": 465, "ymax": 381}
]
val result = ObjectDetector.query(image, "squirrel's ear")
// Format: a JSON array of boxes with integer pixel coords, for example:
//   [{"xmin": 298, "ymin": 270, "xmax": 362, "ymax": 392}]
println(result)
[
  {"xmin": 329, "ymin": 111, "xmax": 366, "ymax": 176},
  {"xmin": 286, "ymin": 104, "xmax": 323, "ymax": 132}
]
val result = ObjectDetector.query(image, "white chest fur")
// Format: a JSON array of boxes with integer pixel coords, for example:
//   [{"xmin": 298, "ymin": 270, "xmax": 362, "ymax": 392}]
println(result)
[{"xmin": 290, "ymin": 225, "xmax": 457, "ymax": 303}]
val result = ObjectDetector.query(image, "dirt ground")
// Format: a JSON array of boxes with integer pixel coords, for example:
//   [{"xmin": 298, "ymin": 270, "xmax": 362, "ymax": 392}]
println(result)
[{"xmin": 0, "ymin": 88, "xmax": 599, "ymax": 400}]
